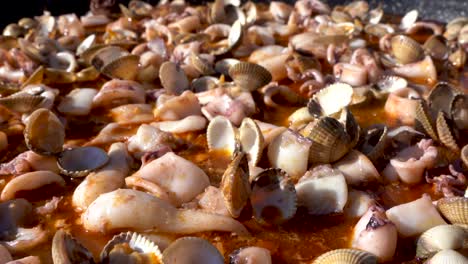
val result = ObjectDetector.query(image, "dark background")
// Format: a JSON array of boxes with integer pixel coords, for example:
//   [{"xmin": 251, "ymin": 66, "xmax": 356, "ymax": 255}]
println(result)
[{"xmin": 1, "ymin": 0, "xmax": 466, "ymax": 29}]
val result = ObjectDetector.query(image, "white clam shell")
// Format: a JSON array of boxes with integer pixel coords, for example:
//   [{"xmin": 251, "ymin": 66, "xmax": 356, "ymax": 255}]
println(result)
[{"xmin": 207, "ymin": 115, "xmax": 237, "ymax": 156}]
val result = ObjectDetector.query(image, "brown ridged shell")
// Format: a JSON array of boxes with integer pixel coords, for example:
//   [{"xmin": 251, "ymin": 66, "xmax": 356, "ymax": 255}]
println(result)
[
  {"xmin": 159, "ymin": 61, "xmax": 190, "ymax": 95},
  {"xmin": 0, "ymin": 94, "xmax": 46, "ymax": 113},
  {"xmin": 415, "ymin": 100, "xmax": 438, "ymax": 141},
  {"xmin": 228, "ymin": 62, "xmax": 272, "ymax": 92},
  {"xmin": 220, "ymin": 151, "xmax": 251, "ymax": 218},
  {"xmin": 313, "ymin": 249, "xmax": 378, "ymax": 264},
  {"xmin": 423, "ymin": 35, "xmax": 449, "ymax": 60},
  {"xmin": 391, "ymin": 35, "xmax": 424, "ymax": 64},
  {"xmin": 462, "ymin": 144, "xmax": 468, "ymax": 169},
  {"xmin": 24, "ymin": 108, "xmax": 65, "ymax": 155},
  {"xmin": 436, "ymin": 112, "xmax": 459, "ymax": 153},
  {"xmin": 306, "ymin": 116, "xmax": 351, "ymax": 164},
  {"xmin": 100, "ymin": 54, "xmax": 139, "ymax": 80},
  {"xmin": 437, "ymin": 197, "xmax": 468, "ymax": 225},
  {"xmin": 190, "ymin": 53, "xmax": 215, "ymax": 75}
]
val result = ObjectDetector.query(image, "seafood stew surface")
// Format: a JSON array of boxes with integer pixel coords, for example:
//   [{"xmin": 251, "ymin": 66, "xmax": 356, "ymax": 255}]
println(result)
[{"xmin": 0, "ymin": 0, "xmax": 467, "ymax": 263}]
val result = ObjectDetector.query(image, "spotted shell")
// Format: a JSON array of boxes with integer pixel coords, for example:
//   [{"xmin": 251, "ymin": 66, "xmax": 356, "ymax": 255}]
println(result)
[
  {"xmin": 250, "ymin": 168, "xmax": 297, "ymax": 225},
  {"xmin": 313, "ymin": 248, "xmax": 378, "ymax": 264},
  {"xmin": 437, "ymin": 197, "xmax": 468, "ymax": 225}
]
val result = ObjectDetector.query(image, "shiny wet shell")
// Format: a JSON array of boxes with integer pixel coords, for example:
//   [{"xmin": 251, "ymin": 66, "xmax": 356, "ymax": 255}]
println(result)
[
  {"xmin": 391, "ymin": 35, "xmax": 424, "ymax": 65},
  {"xmin": 57, "ymin": 147, "xmax": 110, "ymax": 178},
  {"xmin": 250, "ymin": 168, "xmax": 297, "ymax": 225}
]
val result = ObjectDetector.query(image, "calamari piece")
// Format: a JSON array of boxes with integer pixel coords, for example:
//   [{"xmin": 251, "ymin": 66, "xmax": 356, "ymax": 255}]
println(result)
[
  {"xmin": 258, "ymin": 53, "xmax": 290, "ymax": 81},
  {"xmin": 0, "ymin": 244, "xmax": 12, "ymax": 263},
  {"xmin": 129, "ymin": 152, "xmax": 210, "ymax": 206},
  {"xmin": 0, "ymin": 151, "xmax": 59, "ymax": 176},
  {"xmin": 392, "ymin": 56, "xmax": 437, "ymax": 85},
  {"xmin": 72, "ymin": 142, "xmax": 131, "ymax": 210},
  {"xmin": 352, "ymin": 206, "xmax": 397, "ymax": 262},
  {"xmin": 82, "ymin": 189, "xmax": 249, "ymax": 236},
  {"xmin": 334, "ymin": 63, "xmax": 368, "ymax": 86},
  {"xmin": 295, "ymin": 165, "xmax": 348, "ymax": 215},
  {"xmin": 6, "ymin": 256, "xmax": 41, "ymax": 264},
  {"xmin": 127, "ymin": 124, "xmax": 180, "ymax": 159},
  {"xmin": 333, "ymin": 150, "xmax": 381, "ymax": 186},
  {"xmin": 310, "ymin": 82, "xmax": 354, "ymax": 116},
  {"xmin": 386, "ymin": 194, "xmax": 447, "ymax": 237},
  {"xmin": 92, "ymin": 79, "xmax": 146, "ymax": 109},
  {"xmin": 110, "ymin": 103, "xmax": 154, "ymax": 125},
  {"xmin": 384, "ymin": 87, "xmax": 420, "ymax": 126},
  {"xmin": 57, "ymin": 13, "xmax": 84, "ymax": 37},
  {"xmin": 229, "ymin": 247, "xmax": 272, "ymax": 264},
  {"xmin": 197, "ymin": 186, "xmax": 230, "ymax": 216},
  {"xmin": 154, "ymin": 91, "xmax": 202, "ymax": 121},
  {"xmin": 201, "ymin": 94, "xmax": 248, "ymax": 126},
  {"xmin": 382, "ymin": 139, "xmax": 438, "ymax": 184},
  {"xmin": 150, "ymin": 115, "xmax": 207, "ymax": 133},
  {"xmin": 344, "ymin": 189, "xmax": 375, "ymax": 218},
  {"xmin": 1, "ymin": 171, "xmax": 65, "ymax": 201},
  {"xmin": 3, "ymin": 227, "xmax": 48, "ymax": 253},
  {"xmin": 86, "ymin": 123, "xmax": 135, "ymax": 146},
  {"xmin": 57, "ymin": 88, "xmax": 98, "ymax": 116},
  {"xmin": 267, "ymin": 129, "xmax": 311, "ymax": 179}
]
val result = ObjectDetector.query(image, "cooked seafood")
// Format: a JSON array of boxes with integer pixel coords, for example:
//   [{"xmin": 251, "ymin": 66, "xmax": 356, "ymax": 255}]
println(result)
[{"xmin": 0, "ymin": 0, "xmax": 466, "ymax": 263}]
